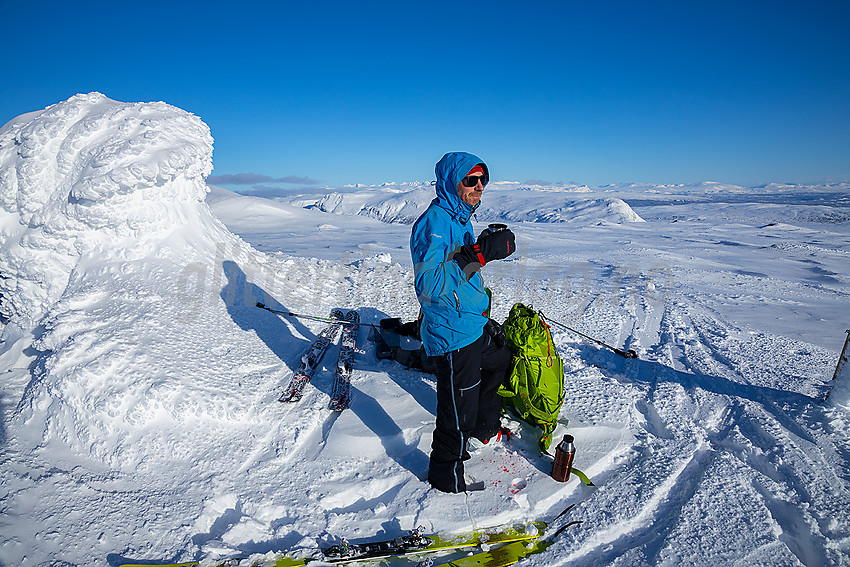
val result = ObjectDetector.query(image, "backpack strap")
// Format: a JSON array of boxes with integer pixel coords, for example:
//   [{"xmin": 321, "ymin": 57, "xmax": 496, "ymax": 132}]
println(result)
[{"xmin": 540, "ymin": 314, "xmax": 554, "ymax": 368}]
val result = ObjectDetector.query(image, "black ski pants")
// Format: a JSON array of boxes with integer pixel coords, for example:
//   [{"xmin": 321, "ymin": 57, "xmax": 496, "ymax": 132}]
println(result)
[{"xmin": 427, "ymin": 331, "xmax": 512, "ymax": 493}]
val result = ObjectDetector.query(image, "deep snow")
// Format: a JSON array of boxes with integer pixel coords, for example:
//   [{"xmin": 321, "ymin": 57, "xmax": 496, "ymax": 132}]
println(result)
[{"xmin": 1, "ymin": 94, "xmax": 849, "ymax": 567}]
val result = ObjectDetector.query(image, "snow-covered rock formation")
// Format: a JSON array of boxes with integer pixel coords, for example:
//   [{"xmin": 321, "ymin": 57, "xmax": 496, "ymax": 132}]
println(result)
[
  {"xmin": 0, "ymin": 92, "xmax": 214, "ymax": 327},
  {"xmin": 0, "ymin": 93, "xmax": 282, "ymax": 471}
]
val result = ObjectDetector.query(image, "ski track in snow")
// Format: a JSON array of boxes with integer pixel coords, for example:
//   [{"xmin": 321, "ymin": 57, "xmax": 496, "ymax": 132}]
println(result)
[
  {"xmin": 1, "ymin": 94, "xmax": 849, "ymax": 566},
  {"xmin": 529, "ymin": 241, "xmax": 850, "ymax": 566}
]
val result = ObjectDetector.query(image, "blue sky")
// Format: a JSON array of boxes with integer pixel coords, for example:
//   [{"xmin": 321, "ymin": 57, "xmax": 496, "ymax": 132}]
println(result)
[{"xmin": 2, "ymin": 0, "xmax": 848, "ymax": 189}]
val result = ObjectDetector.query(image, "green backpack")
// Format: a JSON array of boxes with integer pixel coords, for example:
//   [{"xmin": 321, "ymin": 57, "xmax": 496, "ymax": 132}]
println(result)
[{"xmin": 498, "ymin": 303, "xmax": 565, "ymax": 451}]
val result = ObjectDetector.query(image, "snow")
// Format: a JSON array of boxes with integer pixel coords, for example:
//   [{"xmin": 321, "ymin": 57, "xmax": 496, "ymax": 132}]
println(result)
[
  {"xmin": 1, "ymin": 93, "xmax": 849, "ymax": 567},
  {"xmin": 281, "ymin": 182, "xmax": 644, "ymax": 225}
]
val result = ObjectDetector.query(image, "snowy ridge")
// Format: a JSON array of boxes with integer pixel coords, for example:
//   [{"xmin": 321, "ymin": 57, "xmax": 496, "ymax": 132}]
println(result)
[
  {"xmin": 474, "ymin": 194, "xmax": 644, "ymax": 225},
  {"xmin": 309, "ymin": 184, "xmax": 434, "ymax": 225},
  {"xmin": 269, "ymin": 179, "xmax": 849, "ymax": 227},
  {"xmin": 637, "ymin": 202, "xmax": 850, "ymax": 225},
  {"xmin": 286, "ymin": 183, "xmax": 644, "ymax": 225},
  {"xmin": 598, "ymin": 180, "xmax": 850, "ymax": 195}
]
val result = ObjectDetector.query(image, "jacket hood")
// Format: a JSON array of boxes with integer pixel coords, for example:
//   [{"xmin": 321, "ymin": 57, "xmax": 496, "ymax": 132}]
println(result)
[{"xmin": 434, "ymin": 152, "xmax": 489, "ymax": 224}]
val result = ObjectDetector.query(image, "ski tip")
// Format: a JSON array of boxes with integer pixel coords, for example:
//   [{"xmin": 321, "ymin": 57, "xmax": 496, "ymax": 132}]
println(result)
[
  {"xmin": 552, "ymin": 502, "xmax": 576, "ymax": 520},
  {"xmin": 550, "ymin": 519, "xmax": 583, "ymax": 539}
]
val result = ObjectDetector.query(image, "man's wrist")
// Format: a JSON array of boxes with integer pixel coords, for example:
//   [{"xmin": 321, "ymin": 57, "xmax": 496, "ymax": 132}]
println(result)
[
  {"xmin": 452, "ymin": 245, "xmax": 484, "ymax": 279},
  {"xmin": 473, "ymin": 244, "xmax": 486, "ymax": 267}
]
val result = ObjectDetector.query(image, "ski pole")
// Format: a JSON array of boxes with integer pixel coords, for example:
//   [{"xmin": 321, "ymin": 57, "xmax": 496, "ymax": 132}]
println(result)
[
  {"xmin": 256, "ymin": 302, "xmax": 381, "ymax": 332},
  {"xmin": 256, "ymin": 302, "xmax": 349, "ymax": 325},
  {"xmin": 824, "ymin": 329, "xmax": 850, "ymax": 401},
  {"xmin": 540, "ymin": 312, "xmax": 638, "ymax": 359}
]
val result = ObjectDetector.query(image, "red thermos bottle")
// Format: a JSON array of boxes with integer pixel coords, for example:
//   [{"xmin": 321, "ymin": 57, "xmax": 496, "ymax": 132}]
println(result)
[{"xmin": 551, "ymin": 434, "xmax": 575, "ymax": 482}]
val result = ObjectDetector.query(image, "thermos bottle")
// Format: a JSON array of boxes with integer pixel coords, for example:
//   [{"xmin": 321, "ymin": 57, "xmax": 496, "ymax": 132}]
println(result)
[{"xmin": 551, "ymin": 434, "xmax": 576, "ymax": 482}]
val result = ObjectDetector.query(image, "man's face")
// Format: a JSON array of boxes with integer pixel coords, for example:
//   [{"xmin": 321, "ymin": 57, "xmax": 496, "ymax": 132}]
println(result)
[{"xmin": 457, "ymin": 172, "xmax": 486, "ymax": 206}]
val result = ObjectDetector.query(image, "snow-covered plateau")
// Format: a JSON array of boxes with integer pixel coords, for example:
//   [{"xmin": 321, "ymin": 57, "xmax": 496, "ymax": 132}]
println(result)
[{"xmin": 1, "ymin": 94, "xmax": 849, "ymax": 567}]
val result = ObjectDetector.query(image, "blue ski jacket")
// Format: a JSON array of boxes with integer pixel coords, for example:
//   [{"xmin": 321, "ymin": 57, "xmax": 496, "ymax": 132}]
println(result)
[{"xmin": 411, "ymin": 152, "xmax": 490, "ymax": 356}]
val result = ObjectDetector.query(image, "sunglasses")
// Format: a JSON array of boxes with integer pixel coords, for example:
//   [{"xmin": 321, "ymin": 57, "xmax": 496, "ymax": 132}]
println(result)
[{"xmin": 461, "ymin": 174, "xmax": 487, "ymax": 188}]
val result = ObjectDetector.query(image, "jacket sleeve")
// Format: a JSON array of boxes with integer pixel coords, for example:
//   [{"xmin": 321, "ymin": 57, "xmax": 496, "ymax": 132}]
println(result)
[{"xmin": 410, "ymin": 213, "xmax": 468, "ymax": 309}]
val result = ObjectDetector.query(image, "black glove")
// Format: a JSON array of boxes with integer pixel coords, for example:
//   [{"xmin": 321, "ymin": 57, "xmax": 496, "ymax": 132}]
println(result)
[
  {"xmin": 476, "ymin": 228, "xmax": 515, "ymax": 263},
  {"xmin": 452, "ymin": 228, "xmax": 516, "ymax": 278},
  {"xmin": 484, "ymin": 318, "xmax": 507, "ymax": 348}
]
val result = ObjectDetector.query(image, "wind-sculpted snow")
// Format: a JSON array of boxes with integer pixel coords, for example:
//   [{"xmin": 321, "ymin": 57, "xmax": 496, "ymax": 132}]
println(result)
[
  {"xmin": 0, "ymin": 94, "xmax": 290, "ymax": 478},
  {"xmin": 0, "ymin": 92, "xmax": 213, "ymax": 326}
]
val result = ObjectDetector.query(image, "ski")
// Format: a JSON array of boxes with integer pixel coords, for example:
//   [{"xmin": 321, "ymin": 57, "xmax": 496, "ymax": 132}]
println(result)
[
  {"xmin": 117, "ymin": 520, "xmax": 547, "ymax": 567},
  {"xmin": 118, "ymin": 559, "xmax": 303, "ymax": 567},
  {"xmin": 328, "ymin": 310, "xmax": 360, "ymax": 411},
  {"xmin": 322, "ymin": 521, "xmax": 545, "ymax": 562},
  {"xmin": 435, "ymin": 507, "xmax": 582, "ymax": 567},
  {"xmin": 322, "ymin": 526, "xmax": 431, "ymax": 560},
  {"xmin": 436, "ymin": 538, "xmax": 543, "ymax": 567},
  {"xmin": 279, "ymin": 309, "xmax": 345, "ymax": 403}
]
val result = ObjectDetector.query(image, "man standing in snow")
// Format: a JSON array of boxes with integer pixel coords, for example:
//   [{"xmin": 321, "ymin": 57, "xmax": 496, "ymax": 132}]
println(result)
[{"xmin": 410, "ymin": 151, "xmax": 516, "ymax": 493}]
